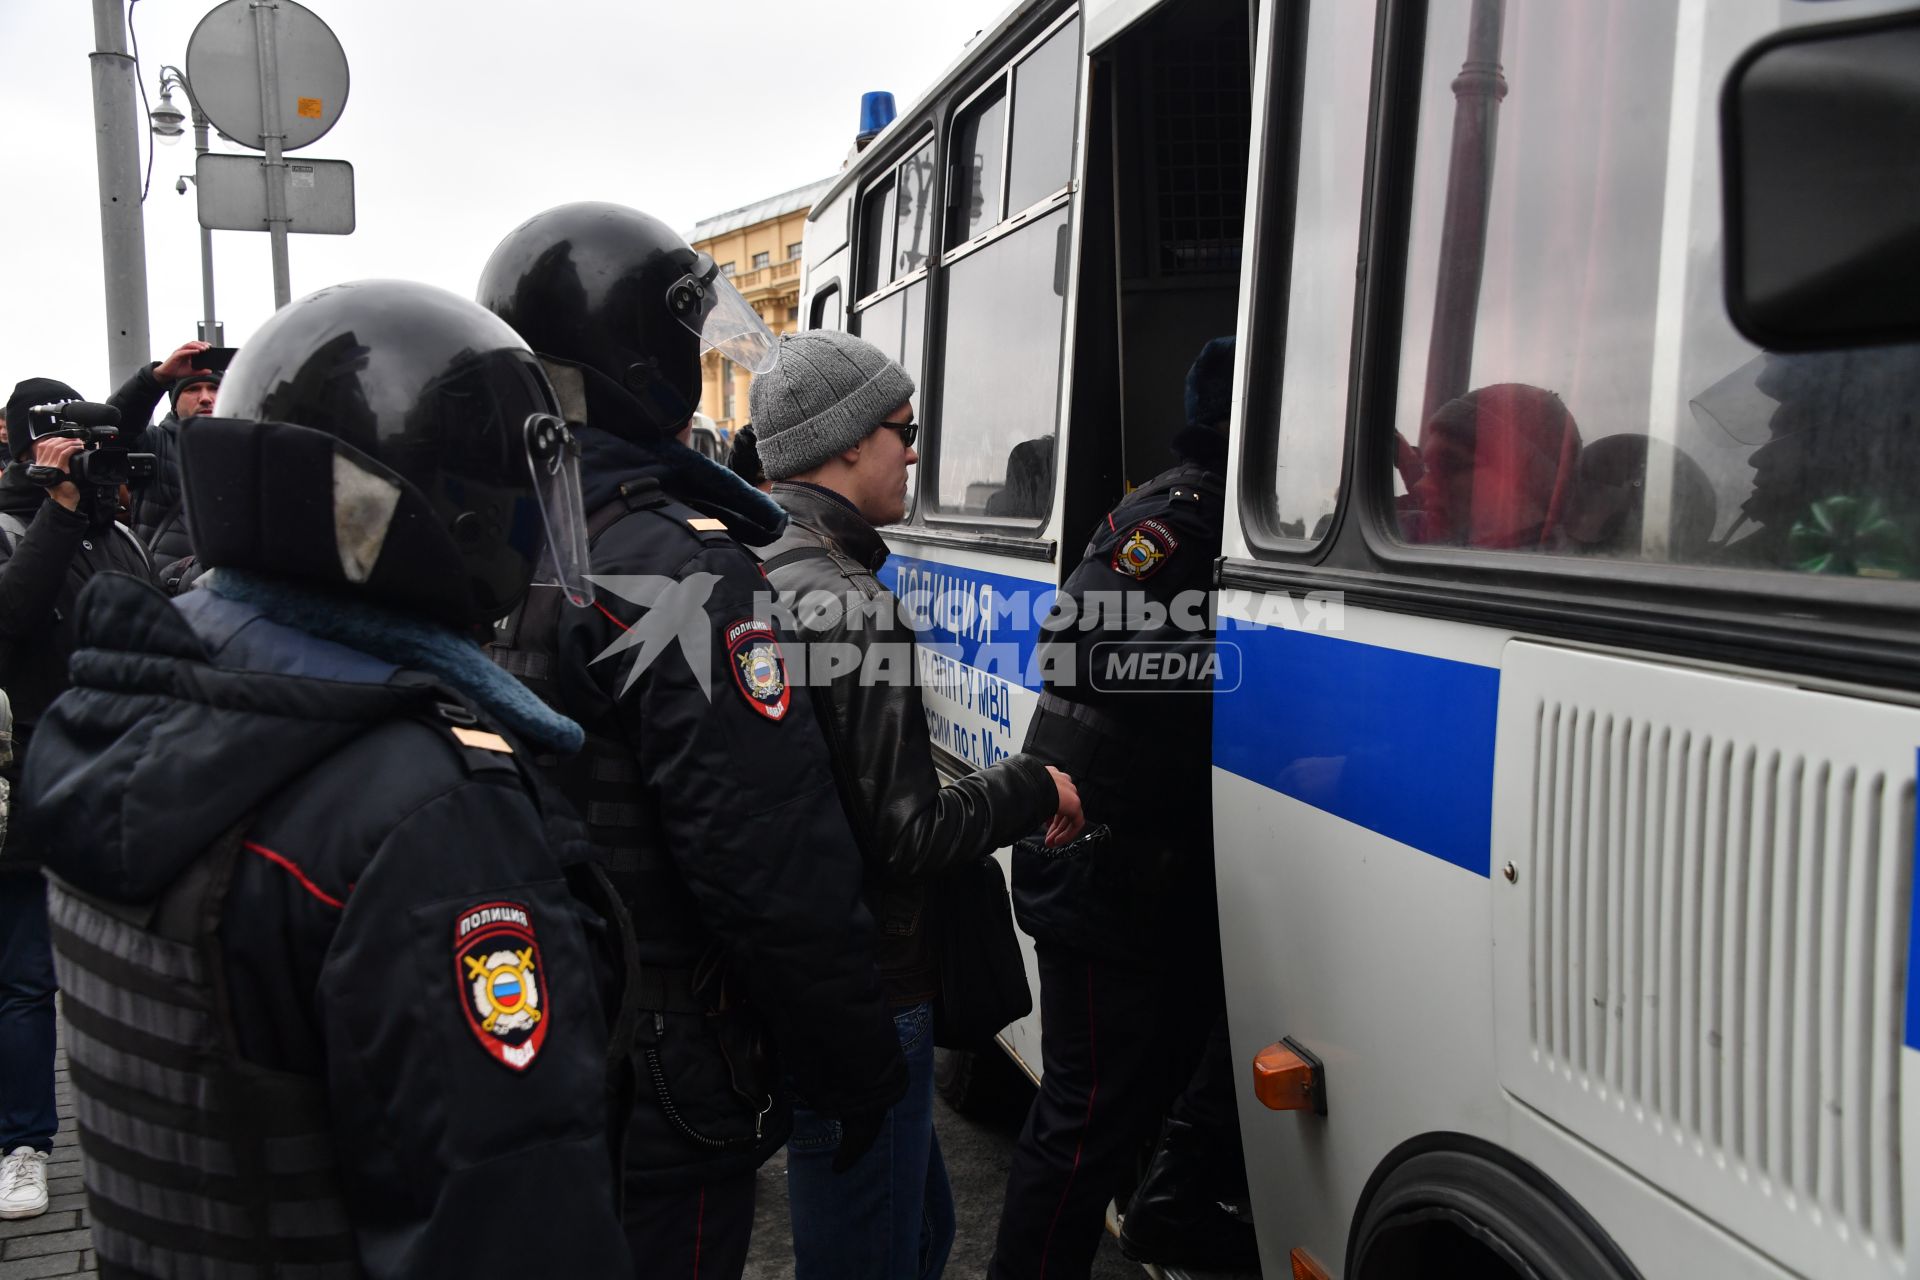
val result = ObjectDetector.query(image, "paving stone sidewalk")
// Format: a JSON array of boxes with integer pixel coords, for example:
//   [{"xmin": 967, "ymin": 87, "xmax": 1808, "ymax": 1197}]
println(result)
[{"xmin": 0, "ymin": 1032, "xmax": 95, "ymax": 1279}]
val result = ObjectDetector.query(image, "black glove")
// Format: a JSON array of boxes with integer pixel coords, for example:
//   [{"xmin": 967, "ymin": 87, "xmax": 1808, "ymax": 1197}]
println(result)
[{"xmin": 832, "ymin": 1107, "xmax": 888, "ymax": 1174}]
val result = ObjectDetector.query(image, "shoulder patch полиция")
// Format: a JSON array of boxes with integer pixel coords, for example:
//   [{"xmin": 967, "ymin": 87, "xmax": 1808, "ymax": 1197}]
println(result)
[
  {"xmin": 724, "ymin": 618, "xmax": 791, "ymax": 722},
  {"xmin": 455, "ymin": 900, "xmax": 548, "ymax": 1071},
  {"xmin": 1112, "ymin": 517, "xmax": 1181, "ymax": 580}
]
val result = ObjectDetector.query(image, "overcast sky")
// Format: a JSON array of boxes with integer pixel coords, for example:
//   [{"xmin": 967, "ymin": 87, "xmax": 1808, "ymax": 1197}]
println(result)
[{"xmin": 1, "ymin": 0, "xmax": 1012, "ymax": 401}]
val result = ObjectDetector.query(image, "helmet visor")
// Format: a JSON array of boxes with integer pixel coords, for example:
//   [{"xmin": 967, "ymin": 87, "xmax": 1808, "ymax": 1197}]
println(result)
[
  {"xmin": 667, "ymin": 253, "xmax": 780, "ymax": 374},
  {"xmin": 523, "ymin": 413, "xmax": 594, "ymax": 607}
]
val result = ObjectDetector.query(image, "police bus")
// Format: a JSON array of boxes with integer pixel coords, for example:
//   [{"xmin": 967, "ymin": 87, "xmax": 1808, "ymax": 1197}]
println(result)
[{"xmin": 800, "ymin": 0, "xmax": 1920, "ymax": 1275}]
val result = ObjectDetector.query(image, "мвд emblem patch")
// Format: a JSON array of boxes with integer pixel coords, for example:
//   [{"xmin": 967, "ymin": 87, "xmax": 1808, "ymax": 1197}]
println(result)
[
  {"xmin": 1113, "ymin": 518, "xmax": 1180, "ymax": 580},
  {"xmin": 725, "ymin": 619, "xmax": 791, "ymax": 722},
  {"xmin": 454, "ymin": 901, "xmax": 548, "ymax": 1072}
]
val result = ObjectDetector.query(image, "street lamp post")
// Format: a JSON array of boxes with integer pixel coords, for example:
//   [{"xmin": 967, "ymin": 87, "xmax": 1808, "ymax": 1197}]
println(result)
[
  {"xmin": 150, "ymin": 66, "xmax": 222, "ymax": 345},
  {"xmin": 89, "ymin": 0, "xmax": 152, "ymax": 385}
]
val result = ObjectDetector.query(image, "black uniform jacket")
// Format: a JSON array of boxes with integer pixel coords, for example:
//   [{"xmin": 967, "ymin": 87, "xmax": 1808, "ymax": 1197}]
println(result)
[
  {"xmin": 558, "ymin": 431, "xmax": 905, "ymax": 1184},
  {"xmin": 20, "ymin": 575, "xmax": 631, "ymax": 1277},
  {"xmin": 0, "ymin": 469, "xmax": 150, "ymax": 869},
  {"xmin": 1013, "ymin": 427, "xmax": 1227, "ymax": 962},
  {"xmin": 761, "ymin": 482, "xmax": 1057, "ymax": 1005}
]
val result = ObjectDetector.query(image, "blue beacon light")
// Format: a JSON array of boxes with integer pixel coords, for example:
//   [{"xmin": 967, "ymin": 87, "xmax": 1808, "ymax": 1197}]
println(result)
[{"xmin": 857, "ymin": 91, "xmax": 898, "ymax": 143}]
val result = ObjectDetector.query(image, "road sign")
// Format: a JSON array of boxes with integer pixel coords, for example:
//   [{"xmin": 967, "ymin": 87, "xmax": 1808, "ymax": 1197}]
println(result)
[
  {"xmin": 185, "ymin": 0, "xmax": 348, "ymax": 153},
  {"xmin": 196, "ymin": 153, "xmax": 355, "ymax": 234}
]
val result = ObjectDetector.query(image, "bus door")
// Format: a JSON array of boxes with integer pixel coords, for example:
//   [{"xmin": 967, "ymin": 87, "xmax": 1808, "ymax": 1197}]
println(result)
[{"xmin": 1067, "ymin": 0, "xmax": 1257, "ymax": 572}]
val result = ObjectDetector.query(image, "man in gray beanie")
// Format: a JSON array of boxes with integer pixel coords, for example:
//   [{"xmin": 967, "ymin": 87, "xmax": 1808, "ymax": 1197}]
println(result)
[{"xmin": 753, "ymin": 329, "xmax": 1084, "ymax": 1279}]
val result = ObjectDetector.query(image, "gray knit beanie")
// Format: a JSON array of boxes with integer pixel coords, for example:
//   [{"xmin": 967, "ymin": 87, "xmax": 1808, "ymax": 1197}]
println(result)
[{"xmin": 748, "ymin": 330, "xmax": 915, "ymax": 480}]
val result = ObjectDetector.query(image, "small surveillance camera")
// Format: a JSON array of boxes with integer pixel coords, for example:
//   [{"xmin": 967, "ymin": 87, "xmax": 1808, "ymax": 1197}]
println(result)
[{"xmin": 175, "ymin": 176, "xmax": 188, "ymax": 196}]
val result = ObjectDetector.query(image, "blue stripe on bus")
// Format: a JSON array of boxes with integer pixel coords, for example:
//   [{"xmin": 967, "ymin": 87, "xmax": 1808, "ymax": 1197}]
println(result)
[
  {"xmin": 878, "ymin": 555, "xmax": 1054, "ymax": 681},
  {"xmin": 1909, "ymin": 748, "xmax": 1920, "ymax": 1050},
  {"xmin": 1213, "ymin": 627, "xmax": 1500, "ymax": 877}
]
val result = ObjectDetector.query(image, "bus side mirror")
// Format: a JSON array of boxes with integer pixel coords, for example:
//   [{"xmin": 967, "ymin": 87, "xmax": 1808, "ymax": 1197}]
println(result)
[{"xmin": 1722, "ymin": 12, "xmax": 1920, "ymax": 352}]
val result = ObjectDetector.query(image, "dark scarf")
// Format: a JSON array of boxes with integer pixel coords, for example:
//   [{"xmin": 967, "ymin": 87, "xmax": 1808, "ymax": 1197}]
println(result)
[
  {"xmin": 205, "ymin": 569, "xmax": 584, "ymax": 753},
  {"xmin": 578, "ymin": 425, "xmax": 787, "ymax": 546}
]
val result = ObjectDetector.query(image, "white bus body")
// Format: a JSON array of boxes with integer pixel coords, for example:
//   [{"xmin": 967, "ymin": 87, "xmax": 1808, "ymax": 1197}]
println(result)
[{"xmin": 801, "ymin": 1, "xmax": 1920, "ymax": 1276}]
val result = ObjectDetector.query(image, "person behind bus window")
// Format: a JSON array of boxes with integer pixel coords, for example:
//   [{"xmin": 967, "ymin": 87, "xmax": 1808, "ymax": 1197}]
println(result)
[
  {"xmin": 1559, "ymin": 434, "xmax": 1717, "ymax": 561},
  {"xmin": 982, "ymin": 435, "xmax": 1055, "ymax": 517},
  {"xmin": 1397, "ymin": 382, "xmax": 1582, "ymax": 550},
  {"xmin": 1699, "ymin": 345, "xmax": 1920, "ymax": 578},
  {"xmin": 992, "ymin": 336, "xmax": 1259, "ymax": 1279}
]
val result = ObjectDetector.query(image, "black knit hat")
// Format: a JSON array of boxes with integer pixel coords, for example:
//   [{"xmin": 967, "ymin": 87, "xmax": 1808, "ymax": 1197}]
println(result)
[
  {"xmin": 5, "ymin": 377, "xmax": 83, "ymax": 459},
  {"xmin": 170, "ymin": 369, "xmax": 221, "ymax": 414}
]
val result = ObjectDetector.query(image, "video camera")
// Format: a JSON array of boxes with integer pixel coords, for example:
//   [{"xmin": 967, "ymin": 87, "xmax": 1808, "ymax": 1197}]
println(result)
[{"xmin": 26, "ymin": 400, "xmax": 157, "ymax": 491}]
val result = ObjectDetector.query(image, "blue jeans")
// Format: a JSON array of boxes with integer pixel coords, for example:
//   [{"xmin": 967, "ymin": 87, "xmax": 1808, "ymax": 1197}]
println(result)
[
  {"xmin": 787, "ymin": 1000, "xmax": 955, "ymax": 1280},
  {"xmin": 0, "ymin": 874, "xmax": 58, "ymax": 1153}
]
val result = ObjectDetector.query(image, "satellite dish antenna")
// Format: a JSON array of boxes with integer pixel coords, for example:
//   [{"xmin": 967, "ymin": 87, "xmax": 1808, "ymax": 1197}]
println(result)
[{"xmin": 185, "ymin": 0, "xmax": 348, "ymax": 153}]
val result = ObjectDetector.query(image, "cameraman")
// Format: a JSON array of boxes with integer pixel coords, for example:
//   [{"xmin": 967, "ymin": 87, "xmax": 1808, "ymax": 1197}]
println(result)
[
  {"xmin": 0, "ymin": 377, "xmax": 151, "ymax": 1221},
  {"xmin": 106, "ymin": 340, "xmax": 217, "ymax": 573}
]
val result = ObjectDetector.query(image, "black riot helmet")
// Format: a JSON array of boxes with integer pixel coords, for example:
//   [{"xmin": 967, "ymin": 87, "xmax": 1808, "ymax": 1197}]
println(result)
[
  {"xmin": 475, "ymin": 202, "xmax": 779, "ymax": 439},
  {"xmin": 180, "ymin": 279, "xmax": 593, "ymax": 627}
]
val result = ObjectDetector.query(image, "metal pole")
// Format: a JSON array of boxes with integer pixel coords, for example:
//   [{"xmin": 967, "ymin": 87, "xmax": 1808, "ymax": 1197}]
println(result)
[
  {"xmin": 191, "ymin": 99, "xmax": 219, "ymax": 342},
  {"xmin": 88, "ymin": 0, "xmax": 152, "ymax": 386},
  {"xmin": 252, "ymin": 1, "xmax": 291, "ymax": 308},
  {"xmin": 1419, "ymin": 0, "xmax": 1507, "ymax": 429}
]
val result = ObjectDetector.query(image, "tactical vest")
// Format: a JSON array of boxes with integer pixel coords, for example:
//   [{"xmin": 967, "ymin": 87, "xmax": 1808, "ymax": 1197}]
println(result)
[
  {"xmin": 45, "ymin": 699, "xmax": 571, "ymax": 1277},
  {"xmin": 490, "ymin": 480, "xmax": 700, "ymax": 944},
  {"xmin": 48, "ymin": 826, "xmax": 359, "ymax": 1278},
  {"xmin": 489, "ymin": 479, "xmax": 779, "ymax": 1154}
]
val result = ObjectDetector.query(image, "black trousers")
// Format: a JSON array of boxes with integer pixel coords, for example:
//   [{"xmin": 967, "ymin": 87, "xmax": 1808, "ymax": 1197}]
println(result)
[
  {"xmin": 988, "ymin": 943, "xmax": 1221, "ymax": 1280},
  {"xmin": 1167, "ymin": 1013, "xmax": 1247, "ymax": 1183},
  {"xmin": 624, "ymin": 1173, "xmax": 755, "ymax": 1280}
]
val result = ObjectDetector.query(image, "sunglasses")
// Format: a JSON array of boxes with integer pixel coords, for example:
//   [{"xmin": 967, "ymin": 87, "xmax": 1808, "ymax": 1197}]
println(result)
[{"xmin": 882, "ymin": 420, "xmax": 919, "ymax": 448}]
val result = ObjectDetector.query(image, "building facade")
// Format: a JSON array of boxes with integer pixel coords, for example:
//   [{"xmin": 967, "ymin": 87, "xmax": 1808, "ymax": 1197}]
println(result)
[{"xmin": 688, "ymin": 177, "xmax": 833, "ymax": 435}]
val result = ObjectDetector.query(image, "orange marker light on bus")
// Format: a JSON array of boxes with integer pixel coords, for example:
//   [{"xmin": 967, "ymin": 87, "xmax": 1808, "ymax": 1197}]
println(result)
[
  {"xmin": 1290, "ymin": 1246, "xmax": 1332, "ymax": 1280},
  {"xmin": 1253, "ymin": 1036, "xmax": 1327, "ymax": 1114}
]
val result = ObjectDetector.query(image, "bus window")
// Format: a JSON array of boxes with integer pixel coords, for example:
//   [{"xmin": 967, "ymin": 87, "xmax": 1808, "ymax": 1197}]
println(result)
[
  {"xmin": 894, "ymin": 143, "xmax": 938, "ymax": 278},
  {"xmin": 852, "ymin": 141, "xmax": 936, "ymax": 391},
  {"xmin": 931, "ymin": 14, "xmax": 1081, "ymax": 521},
  {"xmin": 856, "ymin": 283, "xmax": 928, "ymax": 399},
  {"xmin": 948, "ymin": 82, "xmax": 1009, "ymax": 247},
  {"xmin": 937, "ymin": 204, "xmax": 1071, "ymax": 518},
  {"xmin": 809, "ymin": 284, "xmax": 842, "ymax": 332},
  {"xmin": 1006, "ymin": 18, "xmax": 1079, "ymax": 218},
  {"xmin": 1389, "ymin": 0, "xmax": 1920, "ymax": 582},
  {"xmin": 856, "ymin": 174, "xmax": 896, "ymax": 299},
  {"xmin": 1262, "ymin": 0, "xmax": 1375, "ymax": 544}
]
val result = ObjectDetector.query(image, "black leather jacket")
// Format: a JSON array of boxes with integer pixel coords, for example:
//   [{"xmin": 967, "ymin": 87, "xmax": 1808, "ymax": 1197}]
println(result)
[{"xmin": 762, "ymin": 482, "xmax": 1057, "ymax": 1005}]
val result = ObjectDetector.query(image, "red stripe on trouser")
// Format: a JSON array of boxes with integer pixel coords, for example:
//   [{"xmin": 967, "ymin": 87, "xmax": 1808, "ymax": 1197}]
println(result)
[
  {"xmin": 1036, "ymin": 961, "xmax": 1099, "ymax": 1279},
  {"xmin": 693, "ymin": 1185, "xmax": 705, "ymax": 1279}
]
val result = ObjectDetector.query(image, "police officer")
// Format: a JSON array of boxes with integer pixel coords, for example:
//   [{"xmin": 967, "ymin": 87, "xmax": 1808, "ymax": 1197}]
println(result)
[
  {"xmin": 990, "ymin": 337, "xmax": 1253, "ymax": 1279},
  {"xmin": 19, "ymin": 280, "xmax": 633, "ymax": 1277},
  {"xmin": 478, "ymin": 204, "xmax": 906, "ymax": 1278}
]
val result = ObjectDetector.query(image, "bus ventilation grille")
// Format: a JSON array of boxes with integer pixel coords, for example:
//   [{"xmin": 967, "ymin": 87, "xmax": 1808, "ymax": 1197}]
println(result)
[{"xmin": 1495, "ymin": 642, "xmax": 1915, "ymax": 1278}]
